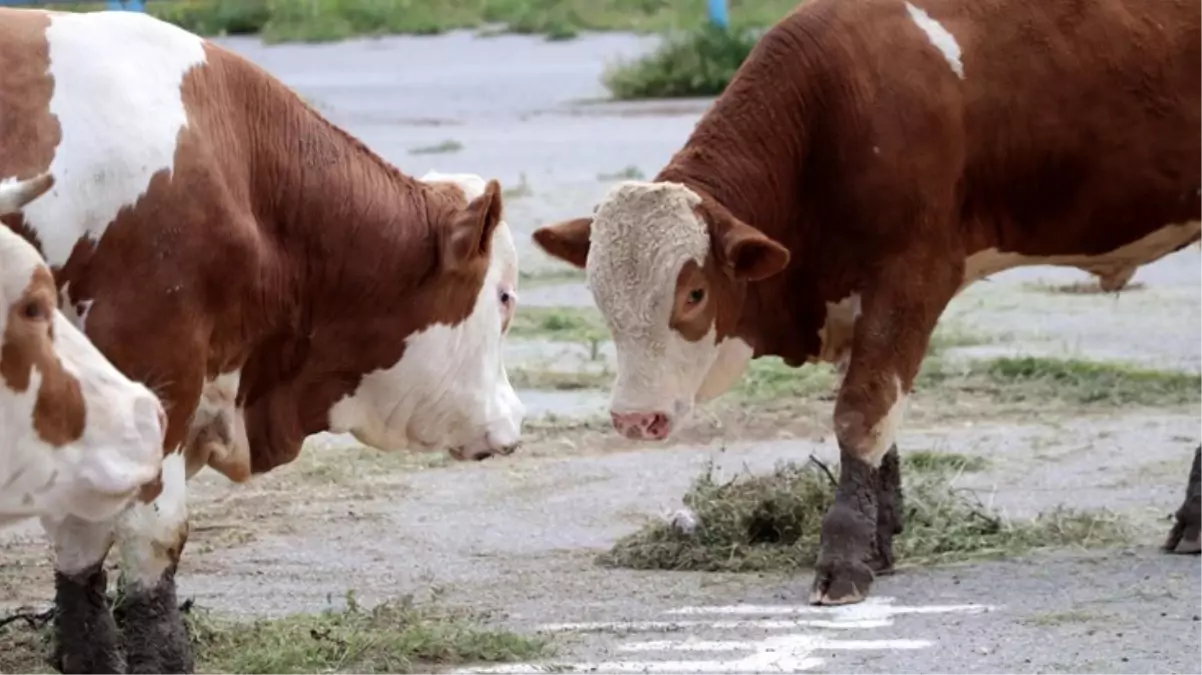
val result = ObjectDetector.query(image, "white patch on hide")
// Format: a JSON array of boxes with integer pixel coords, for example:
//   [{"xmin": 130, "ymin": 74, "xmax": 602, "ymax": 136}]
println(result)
[
  {"xmin": 327, "ymin": 171, "xmax": 525, "ymax": 457},
  {"xmin": 905, "ymin": 2, "xmax": 964, "ymax": 79},
  {"xmin": 22, "ymin": 11, "xmax": 207, "ymax": 268},
  {"xmin": 114, "ymin": 451, "xmax": 188, "ymax": 588}
]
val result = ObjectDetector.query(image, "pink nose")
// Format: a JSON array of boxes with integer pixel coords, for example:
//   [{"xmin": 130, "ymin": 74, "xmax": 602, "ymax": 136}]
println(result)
[{"xmin": 611, "ymin": 411, "xmax": 672, "ymax": 440}]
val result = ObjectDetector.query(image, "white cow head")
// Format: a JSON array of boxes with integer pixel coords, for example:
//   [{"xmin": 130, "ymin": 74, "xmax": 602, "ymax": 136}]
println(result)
[
  {"xmin": 327, "ymin": 171, "xmax": 526, "ymax": 461},
  {"xmin": 533, "ymin": 180, "xmax": 789, "ymax": 440},
  {"xmin": 0, "ymin": 173, "xmax": 167, "ymax": 527}
]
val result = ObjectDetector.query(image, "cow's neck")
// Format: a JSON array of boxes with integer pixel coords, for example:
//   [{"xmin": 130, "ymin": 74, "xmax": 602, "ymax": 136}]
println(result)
[
  {"xmin": 656, "ymin": 39, "xmax": 814, "ymax": 358},
  {"xmin": 238, "ymin": 92, "xmax": 446, "ymax": 468}
]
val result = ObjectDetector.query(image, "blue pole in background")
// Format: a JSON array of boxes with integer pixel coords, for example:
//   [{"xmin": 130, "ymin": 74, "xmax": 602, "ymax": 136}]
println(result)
[
  {"xmin": 105, "ymin": 0, "xmax": 146, "ymax": 10},
  {"xmin": 707, "ymin": 0, "xmax": 729, "ymax": 29}
]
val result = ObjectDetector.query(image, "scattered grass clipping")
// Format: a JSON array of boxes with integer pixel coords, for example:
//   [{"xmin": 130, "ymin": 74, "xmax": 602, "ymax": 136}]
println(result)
[
  {"xmin": 598, "ymin": 459, "xmax": 1130, "ymax": 573},
  {"xmin": 0, "ymin": 594, "xmax": 547, "ymax": 675},
  {"xmin": 603, "ymin": 24, "xmax": 762, "ymax": 100}
]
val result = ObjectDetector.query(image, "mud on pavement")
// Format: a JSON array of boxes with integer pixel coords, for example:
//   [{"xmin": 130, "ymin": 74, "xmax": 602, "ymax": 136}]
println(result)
[{"xmin": 2, "ymin": 30, "xmax": 1200, "ymax": 674}]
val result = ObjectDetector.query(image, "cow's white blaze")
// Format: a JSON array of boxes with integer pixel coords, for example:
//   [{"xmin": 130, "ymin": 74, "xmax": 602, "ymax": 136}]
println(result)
[
  {"xmin": 22, "ymin": 10, "xmax": 206, "ymax": 268},
  {"xmin": 905, "ymin": 2, "xmax": 964, "ymax": 80},
  {"xmin": 582, "ymin": 181, "xmax": 741, "ymax": 426},
  {"xmin": 0, "ymin": 223, "xmax": 165, "ymax": 528},
  {"xmin": 327, "ymin": 172, "xmax": 525, "ymax": 459}
]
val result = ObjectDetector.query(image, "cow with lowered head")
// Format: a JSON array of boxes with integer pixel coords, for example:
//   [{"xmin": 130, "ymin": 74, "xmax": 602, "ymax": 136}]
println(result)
[
  {"xmin": 535, "ymin": 0, "xmax": 1201, "ymax": 606},
  {"xmin": 0, "ymin": 8, "xmax": 524, "ymax": 673}
]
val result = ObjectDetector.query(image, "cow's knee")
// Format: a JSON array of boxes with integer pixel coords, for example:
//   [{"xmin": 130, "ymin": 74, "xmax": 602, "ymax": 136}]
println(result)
[
  {"xmin": 1164, "ymin": 446, "xmax": 1201, "ymax": 555},
  {"xmin": 833, "ymin": 374, "xmax": 907, "ymax": 467},
  {"xmin": 113, "ymin": 451, "xmax": 194, "ymax": 674},
  {"xmin": 42, "ymin": 515, "xmax": 124, "ymax": 674}
]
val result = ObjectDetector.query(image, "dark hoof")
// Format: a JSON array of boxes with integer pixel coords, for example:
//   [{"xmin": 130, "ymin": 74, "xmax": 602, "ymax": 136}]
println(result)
[
  {"xmin": 114, "ymin": 570, "xmax": 194, "ymax": 674},
  {"xmin": 810, "ymin": 556, "xmax": 874, "ymax": 605},
  {"xmin": 1163, "ymin": 504, "xmax": 1202, "ymax": 552},
  {"xmin": 811, "ymin": 491, "xmax": 877, "ymax": 606},
  {"xmin": 1163, "ymin": 446, "xmax": 1201, "ymax": 555},
  {"xmin": 52, "ymin": 564, "xmax": 125, "ymax": 674}
]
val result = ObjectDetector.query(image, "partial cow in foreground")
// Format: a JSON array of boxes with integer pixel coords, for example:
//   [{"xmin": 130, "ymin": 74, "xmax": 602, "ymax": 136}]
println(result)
[
  {"xmin": 534, "ymin": 0, "xmax": 1201, "ymax": 605},
  {"xmin": 1, "ymin": 172, "xmax": 166, "ymax": 529},
  {"xmin": 0, "ymin": 8, "xmax": 524, "ymax": 673}
]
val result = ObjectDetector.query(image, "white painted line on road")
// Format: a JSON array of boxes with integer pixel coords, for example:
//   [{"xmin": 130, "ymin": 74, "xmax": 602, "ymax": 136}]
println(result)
[
  {"xmin": 456, "ymin": 597, "xmax": 996, "ymax": 675},
  {"xmin": 664, "ymin": 596, "xmax": 995, "ymax": 619},
  {"xmin": 534, "ymin": 617, "xmax": 893, "ymax": 632},
  {"xmin": 617, "ymin": 635, "xmax": 932, "ymax": 652},
  {"xmin": 464, "ymin": 657, "xmax": 827, "ymax": 673}
]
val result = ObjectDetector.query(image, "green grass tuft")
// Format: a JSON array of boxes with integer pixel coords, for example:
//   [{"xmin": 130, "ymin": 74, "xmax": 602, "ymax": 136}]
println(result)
[
  {"xmin": 918, "ymin": 356, "xmax": 1202, "ymax": 407},
  {"xmin": 598, "ymin": 459, "xmax": 1129, "ymax": 573},
  {"xmin": 904, "ymin": 450, "xmax": 990, "ymax": 474},
  {"xmin": 34, "ymin": 0, "xmax": 801, "ymax": 43},
  {"xmin": 409, "ymin": 139, "xmax": 464, "ymax": 155},
  {"xmin": 603, "ymin": 24, "xmax": 761, "ymax": 100},
  {"xmin": 508, "ymin": 306, "xmax": 608, "ymax": 343},
  {"xmin": 0, "ymin": 594, "xmax": 548, "ymax": 675}
]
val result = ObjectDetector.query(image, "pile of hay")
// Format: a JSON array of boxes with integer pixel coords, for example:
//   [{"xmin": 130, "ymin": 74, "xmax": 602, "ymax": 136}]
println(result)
[{"xmin": 598, "ymin": 457, "xmax": 1129, "ymax": 573}]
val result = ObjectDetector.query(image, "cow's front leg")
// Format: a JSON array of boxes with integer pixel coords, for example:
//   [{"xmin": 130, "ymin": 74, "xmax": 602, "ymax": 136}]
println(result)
[
  {"xmin": 42, "ymin": 514, "xmax": 124, "ymax": 674},
  {"xmin": 809, "ymin": 260, "xmax": 958, "ymax": 606},
  {"xmin": 872, "ymin": 443, "xmax": 904, "ymax": 574},
  {"xmin": 1163, "ymin": 445, "xmax": 1201, "ymax": 554},
  {"xmin": 112, "ymin": 449, "xmax": 193, "ymax": 674}
]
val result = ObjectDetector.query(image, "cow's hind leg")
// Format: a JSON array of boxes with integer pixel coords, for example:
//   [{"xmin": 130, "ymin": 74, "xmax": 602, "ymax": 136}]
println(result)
[
  {"xmin": 809, "ymin": 254, "xmax": 958, "ymax": 606},
  {"xmin": 112, "ymin": 449, "xmax": 193, "ymax": 674},
  {"xmin": 42, "ymin": 515, "xmax": 124, "ymax": 674},
  {"xmin": 1163, "ymin": 445, "xmax": 1201, "ymax": 554}
]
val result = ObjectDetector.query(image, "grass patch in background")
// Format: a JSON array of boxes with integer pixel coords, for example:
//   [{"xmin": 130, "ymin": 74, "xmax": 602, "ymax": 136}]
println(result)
[
  {"xmin": 28, "ymin": 0, "xmax": 798, "ymax": 43},
  {"xmin": 905, "ymin": 450, "xmax": 990, "ymax": 474},
  {"xmin": 917, "ymin": 356, "xmax": 1202, "ymax": 407},
  {"xmin": 602, "ymin": 23, "xmax": 761, "ymax": 99},
  {"xmin": 409, "ymin": 139, "xmax": 464, "ymax": 155},
  {"xmin": 0, "ymin": 594, "xmax": 547, "ymax": 675},
  {"xmin": 1023, "ymin": 279, "xmax": 1147, "ymax": 295},
  {"xmin": 508, "ymin": 306, "xmax": 608, "ymax": 343},
  {"xmin": 598, "ymin": 165, "xmax": 646, "ymax": 181},
  {"xmin": 518, "ymin": 267, "xmax": 585, "ymax": 288},
  {"xmin": 598, "ymin": 459, "xmax": 1129, "ymax": 573}
]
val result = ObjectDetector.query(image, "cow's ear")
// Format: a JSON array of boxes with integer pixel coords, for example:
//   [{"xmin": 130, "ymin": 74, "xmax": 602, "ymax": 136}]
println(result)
[
  {"xmin": 443, "ymin": 179, "xmax": 504, "ymax": 270},
  {"xmin": 533, "ymin": 218, "xmax": 592, "ymax": 269},
  {"xmin": 706, "ymin": 205, "xmax": 790, "ymax": 282}
]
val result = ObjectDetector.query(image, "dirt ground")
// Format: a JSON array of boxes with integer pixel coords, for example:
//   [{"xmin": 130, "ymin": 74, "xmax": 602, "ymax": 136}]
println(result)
[{"xmin": 2, "ymin": 30, "xmax": 1199, "ymax": 674}]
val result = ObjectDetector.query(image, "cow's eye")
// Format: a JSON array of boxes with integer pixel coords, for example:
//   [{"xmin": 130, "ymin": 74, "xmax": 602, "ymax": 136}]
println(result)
[
  {"xmin": 500, "ymin": 290, "xmax": 515, "ymax": 306},
  {"xmin": 687, "ymin": 289, "xmax": 705, "ymax": 305}
]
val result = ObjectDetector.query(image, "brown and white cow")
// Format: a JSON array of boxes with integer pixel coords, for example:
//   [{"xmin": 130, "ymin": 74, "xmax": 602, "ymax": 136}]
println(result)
[
  {"xmin": 1, "ymin": 172, "xmax": 166, "ymax": 528},
  {"xmin": 0, "ymin": 8, "xmax": 524, "ymax": 673},
  {"xmin": 535, "ymin": 0, "xmax": 1201, "ymax": 606}
]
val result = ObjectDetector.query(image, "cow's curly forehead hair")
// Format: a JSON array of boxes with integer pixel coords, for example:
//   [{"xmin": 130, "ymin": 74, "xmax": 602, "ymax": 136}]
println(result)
[{"xmin": 586, "ymin": 181, "xmax": 710, "ymax": 328}]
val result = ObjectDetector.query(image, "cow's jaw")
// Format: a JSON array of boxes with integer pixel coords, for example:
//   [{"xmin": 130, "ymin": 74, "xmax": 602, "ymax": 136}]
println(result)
[
  {"xmin": 327, "ymin": 222, "xmax": 525, "ymax": 459},
  {"xmin": 585, "ymin": 181, "xmax": 735, "ymax": 441}
]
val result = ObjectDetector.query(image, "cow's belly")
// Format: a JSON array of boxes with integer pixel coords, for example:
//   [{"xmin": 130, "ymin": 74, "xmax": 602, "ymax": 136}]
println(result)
[
  {"xmin": 961, "ymin": 220, "xmax": 1202, "ymax": 293},
  {"xmin": 184, "ymin": 370, "xmax": 251, "ymax": 482}
]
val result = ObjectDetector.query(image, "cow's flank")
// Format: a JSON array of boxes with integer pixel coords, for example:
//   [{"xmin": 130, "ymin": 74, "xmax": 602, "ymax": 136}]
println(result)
[
  {"xmin": 535, "ymin": 0, "xmax": 1200, "ymax": 607},
  {"xmin": 0, "ymin": 8, "xmax": 523, "ymax": 673}
]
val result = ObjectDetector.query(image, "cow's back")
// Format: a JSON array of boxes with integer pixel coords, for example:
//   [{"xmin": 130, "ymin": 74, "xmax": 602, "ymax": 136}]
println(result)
[
  {"xmin": 0, "ymin": 8, "xmax": 209, "ymax": 268},
  {"xmin": 786, "ymin": 0, "xmax": 1200, "ymax": 258}
]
